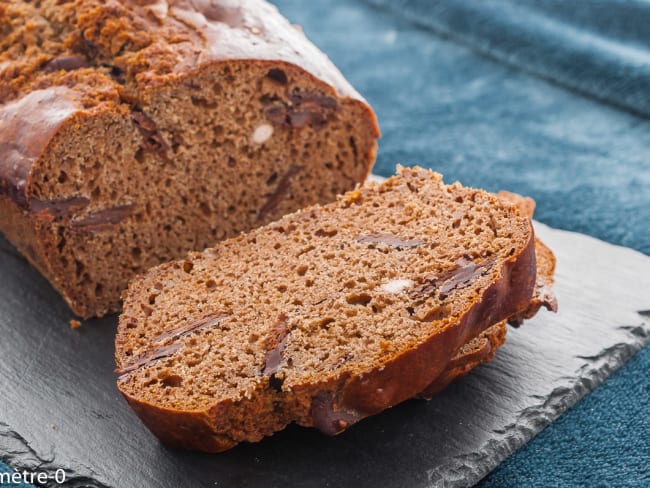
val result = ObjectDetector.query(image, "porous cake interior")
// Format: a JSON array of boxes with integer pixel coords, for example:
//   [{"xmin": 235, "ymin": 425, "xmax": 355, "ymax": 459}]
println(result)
[
  {"xmin": 27, "ymin": 61, "xmax": 375, "ymax": 316},
  {"xmin": 116, "ymin": 168, "xmax": 531, "ymax": 414}
]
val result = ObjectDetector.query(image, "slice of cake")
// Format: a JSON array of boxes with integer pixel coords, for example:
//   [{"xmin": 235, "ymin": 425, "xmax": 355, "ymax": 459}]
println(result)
[{"xmin": 115, "ymin": 166, "xmax": 555, "ymax": 452}]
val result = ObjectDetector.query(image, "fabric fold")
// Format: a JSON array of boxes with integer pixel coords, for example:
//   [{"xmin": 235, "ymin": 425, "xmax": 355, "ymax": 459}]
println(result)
[{"xmin": 364, "ymin": 0, "xmax": 650, "ymax": 118}]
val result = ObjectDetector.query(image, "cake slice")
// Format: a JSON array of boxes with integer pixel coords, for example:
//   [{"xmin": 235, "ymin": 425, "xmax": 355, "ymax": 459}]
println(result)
[
  {"xmin": 0, "ymin": 0, "xmax": 378, "ymax": 318},
  {"xmin": 115, "ymin": 166, "xmax": 549, "ymax": 452}
]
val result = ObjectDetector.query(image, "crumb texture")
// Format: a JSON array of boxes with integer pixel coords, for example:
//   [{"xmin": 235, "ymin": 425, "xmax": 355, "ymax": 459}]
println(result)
[{"xmin": 115, "ymin": 167, "xmax": 540, "ymax": 452}]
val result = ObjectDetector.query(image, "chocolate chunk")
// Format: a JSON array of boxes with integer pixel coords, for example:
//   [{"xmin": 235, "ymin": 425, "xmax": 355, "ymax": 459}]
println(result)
[
  {"xmin": 43, "ymin": 55, "xmax": 89, "ymax": 73},
  {"xmin": 356, "ymin": 233, "xmax": 425, "ymax": 249},
  {"xmin": 30, "ymin": 196, "xmax": 90, "ymax": 218},
  {"xmin": 70, "ymin": 204, "xmax": 134, "ymax": 232},
  {"xmin": 288, "ymin": 92, "xmax": 338, "ymax": 111},
  {"xmin": 263, "ymin": 103, "xmax": 289, "ymax": 126},
  {"xmin": 152, "ymin": 314, "xmax": 229, "ymax": 343},
  {"xmin": 132, "ymin": 111, "xmax": 170, "ymax": 162},
  {"xmin": 257, "ymin": 166, "xmax": 302, "ymax": 222},
  {"xmin": 310, "ymin": 391, "xmax": 361, "ymax": 435},
  {"xmin": 438, "ymin": 262, "xmax": 481, "ymax": 295},
  {"xmin": 263, "ymin": 91, "xmax": 337, "ymax": 130},
  {"xmin": 438, "ymin": 257, "xmax": 496, "ymax": 296},
  {"xmin": 409, "ymin": 276, "xmax": 437, "ymax": 301},
  {"xmin": 115, "ymin": 343, "xmax": 182, "ymax": 376},
  {"xmin": 409, "ymin": 257, "xmax": 497, "ymax": 304},
  {"xmin": 261, "ymin": 314, "xmax": 290, "ymax": 387}
]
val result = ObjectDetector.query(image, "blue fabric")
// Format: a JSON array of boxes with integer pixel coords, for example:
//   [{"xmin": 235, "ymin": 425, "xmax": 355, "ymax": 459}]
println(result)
[
  {"xmin": 2, "ymin": 0, "xmax": 649, "ymax": 486},
  {"xmin": 0, "ymin": 463, "xmax": 32, "ymax": 488},
  {"xmin": 364, "ymin": 0, "xmax": 650, "ymax": 119}
]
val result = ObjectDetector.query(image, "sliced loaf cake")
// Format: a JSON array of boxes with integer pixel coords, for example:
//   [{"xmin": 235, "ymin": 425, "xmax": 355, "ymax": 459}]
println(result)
[
  {"xmin": 115, "ymin": 166, "xmax": 555, "ymax": 452},
  {"xmin": 0, "ymin": 0, "xmax": 378, "ymax": 317}
]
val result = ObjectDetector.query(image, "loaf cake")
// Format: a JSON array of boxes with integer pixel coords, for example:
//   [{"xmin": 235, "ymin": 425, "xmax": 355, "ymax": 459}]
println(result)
[
  {"xmin": 0, "ymin": 0, "xmax": 379, "ymax": 318},
  {"xmin": 115, "ymin": 166, "xmax": 556, "ymax": 452}
]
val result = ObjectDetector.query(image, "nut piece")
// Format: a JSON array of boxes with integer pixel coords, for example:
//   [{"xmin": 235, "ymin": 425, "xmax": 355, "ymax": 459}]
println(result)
[
  {"xmin": 380, "ymin": 279, "xmax": 413, "ymax": 294},
  {"xmin": 252, "ymin": 124, "xmax": 274, "ymax": 144}
]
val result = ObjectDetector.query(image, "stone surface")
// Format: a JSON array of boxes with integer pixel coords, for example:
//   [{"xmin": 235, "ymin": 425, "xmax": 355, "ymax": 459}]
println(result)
[{"xmin": 0, "ymin": 220, "xmax": 648, "ymax": 488}]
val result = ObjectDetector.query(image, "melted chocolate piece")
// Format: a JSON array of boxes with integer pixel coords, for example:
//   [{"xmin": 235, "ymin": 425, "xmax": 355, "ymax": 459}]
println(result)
[
  {"xmin": 29, "ymin": 196, "xmax": 90, "ymax": 218},
  {"xmin": 132, "ymin": 111, "xmax": 170, "ymax": 161},
  {"xmin": 263, "ymin": 103, "xmax": 289, "ymax": 126},
  {"xmin": 438, "ymin": 262, "xmax": 481, "ymax": 295},
  {"xmin": 288, "ymin": 92, "xmax": 338, "ymax": 110},
  {"xmin": 409, "ymin": 276, "xmax": 438, "ymax": 303},
  {"xmin": 115, "ymin": 343, "xmax": 182, "ymax": 376},
  {"xmin": 262, "ymin": 314, "xmax": 290, "ymax": 390},
  {"xmin": 70, "ymin": 204, "xmax": 134, "ymax": 232},
  {"xmin": 310, "ymin": 391, "xmax": 361, "ymax": 435},
  {"xmin": 356, "ymin": 233, "xmax": 425, "ymax": 249},
  {"xmin": 43, "ymin": 55, "xmax": 89, "ymax": 73},
  {"xmin": 439, "ymin": 257, "xmax": 497, "ymax": 296},
  {"xmin": 409, "ymin": 256, "xmax": 498, "ymax": 305},
  {"xmin": 152, "ymin": 314, "xmax": 229, "ymax": 343},
  {"xmin": 257, "ymin": 166, "xmax": 302, "ymax": 222},
  {"xmin": 263, "ymin": 91, "xmax": 338, "ymax": 130}
]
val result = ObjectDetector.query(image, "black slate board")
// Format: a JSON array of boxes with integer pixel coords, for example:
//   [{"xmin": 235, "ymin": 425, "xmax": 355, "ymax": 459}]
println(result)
[{"xmin": 1, "ymin": 221, "xmax": 649, "ymax": 488}]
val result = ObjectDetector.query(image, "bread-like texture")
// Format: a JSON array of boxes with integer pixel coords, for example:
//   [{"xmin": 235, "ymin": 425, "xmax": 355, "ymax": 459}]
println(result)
[
  {"xmin": 115, "ymin": 166, "xmax": 543, "ymax": 452},
  {"xmin": 0, "ymin": 0, "xmax": 379, "ymax": 318}
]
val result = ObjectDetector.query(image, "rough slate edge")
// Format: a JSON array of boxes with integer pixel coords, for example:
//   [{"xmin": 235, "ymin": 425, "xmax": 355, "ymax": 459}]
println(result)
[{"xmin": 0, "ymin": 222, "xmax": 649, "ymax": 488}]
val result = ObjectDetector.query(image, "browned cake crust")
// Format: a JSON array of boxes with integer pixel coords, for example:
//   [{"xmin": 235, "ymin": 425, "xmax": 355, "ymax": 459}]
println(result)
[
  {"xmin": 0, "ymin": 0, "xmax": 379, "ymax": 318},
  {"xmin": 497, "ymin": 191, "xmax": 558, "ymax": 324},
  {"xmin": 115, "ymin": 167, "xmax": 546, "ymax": 452},
  {"xmin": 419, "ymin": 321, "xmax": 508, "ymax": 399}
]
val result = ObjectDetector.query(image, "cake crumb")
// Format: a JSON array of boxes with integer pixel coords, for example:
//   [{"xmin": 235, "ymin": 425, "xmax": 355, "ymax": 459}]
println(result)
[{"xmin": 70, "ymin": 319, "xmax": 81, "ymax": 329}]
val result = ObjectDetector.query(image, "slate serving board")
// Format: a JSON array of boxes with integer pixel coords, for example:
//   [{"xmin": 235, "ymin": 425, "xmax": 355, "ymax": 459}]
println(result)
[{"xmin": 0, "ymin": 220, "xmax": 649, "ymax": 488}]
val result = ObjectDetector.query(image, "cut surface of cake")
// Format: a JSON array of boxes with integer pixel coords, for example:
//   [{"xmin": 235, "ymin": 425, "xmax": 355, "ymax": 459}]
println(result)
[{"xmin": 115, "ymin": 167, "xmax": 556, "ymax": 452}]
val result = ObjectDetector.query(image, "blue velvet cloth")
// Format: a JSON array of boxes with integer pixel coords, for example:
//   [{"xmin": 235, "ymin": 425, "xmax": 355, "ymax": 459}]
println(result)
[
  {"xmin": 364, "ymin": 0, "xmax": 650, "ymax": 119},
  {"xmin": 0, "ymin": 464, "xmax": 31, "ymax": 488},
  {"xmin": 2, "ymin": 0, "xmax": 649, "ymax": 486}
]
